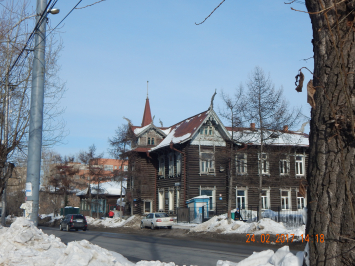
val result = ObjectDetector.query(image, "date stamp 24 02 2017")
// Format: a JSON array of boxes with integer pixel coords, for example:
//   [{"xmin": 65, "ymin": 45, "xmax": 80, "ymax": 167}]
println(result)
[{"xmin": 246, "ymin": 234, "xmax": 325, "ymax": 244}]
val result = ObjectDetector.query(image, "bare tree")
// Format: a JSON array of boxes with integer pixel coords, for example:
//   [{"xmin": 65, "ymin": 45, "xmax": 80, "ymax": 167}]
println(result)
[
  {"xmin": 48, "ymin": 155, "xmax": 80, "ymax": 212},
  {"xmin": 78, "ymin": 144, "xmax": 111, "ymax": 218},
  {"xmin": 219, "ymin": 87, "xmax": 246, "ymax": 223},
  {"xmin": 243, "ymin": 66, "xmax": 302, "ymax": 220},
  {"xmin": 109, "ymin": 123, "xmax": 134, "ymax": 217},
  {"xmin": 0, "ymin": 0, "xmax": 66, "ymax": 198}
]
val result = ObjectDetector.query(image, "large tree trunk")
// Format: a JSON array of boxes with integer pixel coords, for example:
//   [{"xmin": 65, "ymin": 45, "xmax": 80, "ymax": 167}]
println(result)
[{"xmin": 306, "ymin": 1, "xmax": 355, "ymax": 265}]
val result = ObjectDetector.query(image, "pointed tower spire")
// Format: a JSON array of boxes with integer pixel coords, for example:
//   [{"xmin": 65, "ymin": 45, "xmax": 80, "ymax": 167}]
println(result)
[
  {"xmin": 147, "ymin": 81, "xmax": 149, "ymax": 99},
  {"xmin": 141, "ymin": 81, "xmax": 153, "ymax": 127}
]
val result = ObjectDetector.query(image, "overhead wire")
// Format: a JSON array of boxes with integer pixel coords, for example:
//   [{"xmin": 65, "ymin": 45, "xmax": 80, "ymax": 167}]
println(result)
[
  {"xmin": 4, "ymin": 0, "xmax": 87, "ymax": 87},
  {"xmin": 3, "ymin": 0, "xmax": 55, "ymax": 84}
]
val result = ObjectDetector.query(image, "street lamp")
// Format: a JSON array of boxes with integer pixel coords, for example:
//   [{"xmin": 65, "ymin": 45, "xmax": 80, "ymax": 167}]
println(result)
[{"xmin": 47, "ymin": 9, "xmax": 60, "ymax": 14}]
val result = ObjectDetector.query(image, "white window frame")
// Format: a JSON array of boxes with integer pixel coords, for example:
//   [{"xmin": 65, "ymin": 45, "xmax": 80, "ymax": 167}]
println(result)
[
  {"xmin": 158, "ymin": 156, "xmax": 165, "ymax": 177},
  {"xmin": 259, "ymin": 153, "xmax": 269, "ymax": 175},
  {"xmin": 168, "ymin": 189, "xmax": 174, "ymax": 211},
  {"xmin": 176, "ymin": 189, "xmax": 180, "ymax": 208},
  {"xmin": 200, "ymin": 126, "xmax": 214, "ymax": 136},
  {"xmin": 143, "ymin": 200, "xmax": 152, "ymax": 214},
  {"xmin": 261, "ymin": 189, "xmax": 270, "ymax": 210},
  {"xmin": 199, "ymin": 186, "xmax": 216, "ymax": 211},
  {"xmin": 236, "ymin": 187, "xmax": 248, "ymax": 209},
  {"xmin": 279, "ymin": 158, "xmax": 289, "ymax": 175},
  {"xmin": 297, "ymin": 197, "xmax": 306, "ymax": 210},
  {"xmin": 296, "ymin": 190, "xmax": 307, "ymax": 209},
  {"xmin": 280, "ymin": 189, "xmax": 292, "ymax": 210},
  {"xmin": 295, "ymin": 155, "xmax": 305, "ymax": 177},
  {"xmin": 123, "ymin": 165, "xmax": 128, "ymax": 172},
  {"xmin": 176, "ymin": 153, "xmax": 182, "ymax": 176},
  {"xmin": 236, "ymin": 153, "xmax": 247, "ymax": 174},
  {"xmin": 168, "ymin": 153, "xmax": 174, "ymax": 177},
  {"xmin": 200, "ymin": 152, "xmax": 215, "ymax": 174},
  {"xmin": 158, "ymin": 189, "xmax": 164, "ymax": 211}
]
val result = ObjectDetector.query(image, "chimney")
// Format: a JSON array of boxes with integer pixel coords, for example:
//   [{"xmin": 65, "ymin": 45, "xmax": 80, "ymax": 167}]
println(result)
[
  {"xmin": 283, "ymin": 125, "xmax": 289, "ymax": 132},
  {"xmin": 250, "ymin": 123, "xmax": 255, "ymax": 130}
]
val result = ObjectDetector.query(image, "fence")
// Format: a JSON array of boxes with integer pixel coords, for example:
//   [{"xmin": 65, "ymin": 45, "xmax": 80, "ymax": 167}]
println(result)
[
  {"xmin": 237, "ymin": 206, "xmax": 306, "ymax": 229},
  {"xmin": 177, "ymin": 205, "xmax": 306, "ymax": 228}
]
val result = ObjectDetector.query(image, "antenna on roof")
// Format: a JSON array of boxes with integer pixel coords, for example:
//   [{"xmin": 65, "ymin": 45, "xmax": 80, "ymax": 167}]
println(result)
[
  {"xmin": 209, "ymin": 89, "xmax": 217, "ymax": 110},
  {"xmin": 159, "ymin": 119, "xmax": 163, "ymax": 127},
  {"xmin": 147, "ymin": 81, "xmax": 149, "ymax": 99}
]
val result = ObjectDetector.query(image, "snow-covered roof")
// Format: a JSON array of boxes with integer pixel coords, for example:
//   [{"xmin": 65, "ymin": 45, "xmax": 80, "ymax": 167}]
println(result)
[
  {"xmin": 133, "ymin": 124, "xmax": 150, "ymax": 135},
  {"xmin": 149, "ymin": 128, "xmax": 191, "ymax": 152},
  {"xmin": 149, "ymin": 110, "xmax": 210, "ymax": 152},
  {"xmin": 187, "ymin": 195, "xmax": 209, "ymax": 200},
  {"xmin": 229, "ymin": 129, "xmax": 309, "ymax": 147},
  {"xmin": 76, "ymin": 181, "xmax": 126, "ymax": 196}
]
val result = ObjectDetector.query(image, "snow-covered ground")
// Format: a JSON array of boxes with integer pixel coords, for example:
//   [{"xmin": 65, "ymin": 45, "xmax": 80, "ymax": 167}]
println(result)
[
  {"xmin": 0, "ymin": 217, "xmax": 307, "ymax": 266},
  {"xmin": 190, "ymin": 214, "xmax": 305, "ymax": 241},
  {"xmin": 85, "ymin": 215, "xmax": 136, "ymax": 228}
]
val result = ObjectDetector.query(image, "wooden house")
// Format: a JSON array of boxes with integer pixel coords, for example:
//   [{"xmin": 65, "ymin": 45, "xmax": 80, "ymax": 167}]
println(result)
[{"xmin": 126, "ymin": 96, "xmax": 309, "ymax": 215}]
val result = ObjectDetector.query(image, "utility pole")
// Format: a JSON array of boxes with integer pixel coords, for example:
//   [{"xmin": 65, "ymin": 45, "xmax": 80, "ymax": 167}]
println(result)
[
  {"xmin": 0, "ymin": 78, "xmax": 9, "ymax": 226},
  {"xmin": 25, "ymin": 0, "xmax": 48, "ymax": 226}
]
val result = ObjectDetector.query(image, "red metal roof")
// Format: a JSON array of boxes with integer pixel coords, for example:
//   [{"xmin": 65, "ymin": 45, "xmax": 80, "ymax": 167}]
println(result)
[
  {"xmin": 141, "ymin": 98, "xmax": 152, "ymax": 127},
  {"xmin": 168, "ymin": 110, "xmax": 208, "ymax": 138},
  {"xmin": 130, "ymin": 147, "xmax": 150, "ymax": 153}
]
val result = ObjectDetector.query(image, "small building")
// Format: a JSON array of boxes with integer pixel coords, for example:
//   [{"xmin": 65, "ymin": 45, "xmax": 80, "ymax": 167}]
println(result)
[{"xmin": 77, "ymin": 181, "xmax": 126, "ymax": 217}]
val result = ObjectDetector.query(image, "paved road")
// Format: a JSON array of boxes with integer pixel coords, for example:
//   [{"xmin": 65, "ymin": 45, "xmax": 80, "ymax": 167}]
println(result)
[{"xmin": 41, "ymin": 227, "xmax": 279, "ymax": 266}]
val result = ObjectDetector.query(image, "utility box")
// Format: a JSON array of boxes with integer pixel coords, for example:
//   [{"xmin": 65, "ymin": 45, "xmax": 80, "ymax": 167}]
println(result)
[
  {"xmin": 186, "ymin": 195, "xmax": 210, "ymax": 221},
  {"xmin": 60, "ymin": 206, "xmax": 80, "ymax": 216}
]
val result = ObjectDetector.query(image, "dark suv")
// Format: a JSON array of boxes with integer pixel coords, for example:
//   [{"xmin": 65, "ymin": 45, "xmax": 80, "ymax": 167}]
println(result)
[{"xmin": 60, "ymin": 214, "xmax": 87, "ymax": 232}]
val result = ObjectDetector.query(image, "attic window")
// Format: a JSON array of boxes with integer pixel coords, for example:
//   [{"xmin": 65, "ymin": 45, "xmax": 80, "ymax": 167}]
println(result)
[
  {"xmin": 200, "ymin": 126, "xmax": 214, "ymax": 136},
  {"xmin": 152, "ymin": 138, "xmax": 155, "ymax": 145},
  {"xmin": 148, "ymin": 137, "xmax": 151, "ymax": 145}
]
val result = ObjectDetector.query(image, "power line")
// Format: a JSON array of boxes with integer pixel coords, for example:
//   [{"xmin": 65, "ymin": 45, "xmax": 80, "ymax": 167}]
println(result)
[
  {"xmin": 3, "ymin": 0, "xmax": 55, "ymax": 83},
  {"xmin": 6, "ymin": 0, "xmax": 84, "ymax": 85}
]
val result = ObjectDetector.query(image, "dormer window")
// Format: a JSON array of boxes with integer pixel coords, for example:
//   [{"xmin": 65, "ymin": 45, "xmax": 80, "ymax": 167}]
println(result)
[
  {"xmin": 152, "ymin": 138, "xmax": 155, "ymax": 145},
  {"xmin": 148, "ymin": 137, "xmax": 151, "ymax": 145},
  {"xmin": 199, "ymin": 126, "xmax": 214, "ymax": 136}
]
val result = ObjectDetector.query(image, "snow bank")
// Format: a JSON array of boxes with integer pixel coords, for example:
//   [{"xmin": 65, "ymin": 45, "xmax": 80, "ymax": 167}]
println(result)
[
  {"xmin": 190, "ymin": 215, "xmax": 305, "ymax": 239},
  {"xmin": 0, "ymin": 217, "xmax": 178, "ymax": 266},
  {"xmin": 217, "ymin": 246, "xmax": 304, "ymax": 266},
  {"xmin": 39, "ymin": 213, "xmax": 63, "ymax": 223},
  {"xmin": 86, "ymin": 215, "xmax": 136, "ymax": 228}
]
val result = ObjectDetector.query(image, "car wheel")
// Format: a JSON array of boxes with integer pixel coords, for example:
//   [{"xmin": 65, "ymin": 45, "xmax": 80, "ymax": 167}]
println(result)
[
  {"xmin": 151, "ymin": 223, "xmax": 155, "ymax": 230},
  {"xmin": 59, "ymin": 224, "xmax": 63, "ymax": 231},
  {"xmin": 83, "ymin": 228, "xmax": 87, "ymax": 231},
  {"xmin": 66, "ymin": 225, "xmax": 70, "ymax": 232},
  {"xmin": 167, "ymin": 226, "xmax": 172, "ymax": 229},
  {"xmin": 140, "ymin": 222, "xmax": 144, "ymax": 229}
]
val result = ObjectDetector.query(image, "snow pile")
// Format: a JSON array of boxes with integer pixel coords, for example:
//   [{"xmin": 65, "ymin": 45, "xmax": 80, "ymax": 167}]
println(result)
[
  {"xmin": 0, "ymin": 217, "xmax": 179, "ymax": 266},
  {"xmin": 190, "ymin": 215, "xmax": 305, "ymax": 239},
  {"xmin": 5, "ymin": 215, "xmax": 17, "ymax": 223},
  {"xmin": 217, "ymin": 246, "xmax": 304, "ymax": 266},
  {"xmin": 39, "ymin": 213, "xmax": 63, "ymax": 223},
  {"xmin": 86, "ymin": 215, "xmax": 136, "ymax": 228}
]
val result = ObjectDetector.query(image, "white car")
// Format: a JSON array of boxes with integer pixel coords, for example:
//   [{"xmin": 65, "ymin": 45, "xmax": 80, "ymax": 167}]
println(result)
[{"xmin": 140, "ymin": 212, "xmax": 173, "ymax": 230}]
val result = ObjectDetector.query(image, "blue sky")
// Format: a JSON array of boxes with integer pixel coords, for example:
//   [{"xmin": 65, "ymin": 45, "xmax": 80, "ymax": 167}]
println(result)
[{"xmin": 42, "ymin": 0, "xmax": 313, "ymax": 158}]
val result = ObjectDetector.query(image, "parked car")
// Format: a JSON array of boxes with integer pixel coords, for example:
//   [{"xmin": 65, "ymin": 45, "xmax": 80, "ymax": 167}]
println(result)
[
  {"xmin": 140, "ymin": 212, "xmax": 173, "ymax": 230},
  {"xmin": 60, "ymin": 214, "xmax": 87, "ymax": 232}
]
